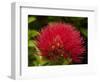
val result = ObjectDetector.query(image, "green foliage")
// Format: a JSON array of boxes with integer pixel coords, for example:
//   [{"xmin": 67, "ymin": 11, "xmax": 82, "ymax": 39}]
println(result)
[
  {"xmin": 28, "ymin": 30, "xmax": 40, "ymax": 40},
  {"xmin": 28, "ymin": 16, "xmax": 36, "ymax": 23},
  {"xmin": 80, "ymin": 28, "xmax": 87, "ymax": 38}
]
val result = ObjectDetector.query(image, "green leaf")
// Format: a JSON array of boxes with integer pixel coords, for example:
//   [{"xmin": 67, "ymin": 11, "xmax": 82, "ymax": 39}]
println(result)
[
  {"xmin": 80, "ymin": 28, "xmax": 87, "ymax": 38},
  {"xmin": 28, "ymin": 40, "xmax": 40, "ymax": 53},
  {"xmin": 63, "ymin": 58, "xmax": 72, "ymax": 65},
  {"xmin": 28, "ymin": 17, "xmax": 36, "ymax": 23},
  {"xmin": 28, "ymin": 40, "xmax": 36, "ymax": 47},
  {"xmin": 28, "ymin": 30, "xmax": 40, "ymax": 39}
]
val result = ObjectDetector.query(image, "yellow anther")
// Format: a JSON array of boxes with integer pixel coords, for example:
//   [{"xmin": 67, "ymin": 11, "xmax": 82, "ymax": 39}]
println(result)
[
  {"xmin": 57, "ymin": 42, "xmax": 60, "ymax": 47},
  {"xmin": 61, "ymin": 54, "xmax": 63, "ymax": 56},
  {"xmin": 51, "ymin": 45, "xmax": 55, "ymax": 49}
]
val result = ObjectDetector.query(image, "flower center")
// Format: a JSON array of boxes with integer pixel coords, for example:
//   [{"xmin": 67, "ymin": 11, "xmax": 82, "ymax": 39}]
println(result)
[
  {"xmin": 52, "ymin": 35, "xmax": 63, "ymax": 49},
  {"xmin": 47, "ymin": 35, "xmax": 68, "ymax": 61}
]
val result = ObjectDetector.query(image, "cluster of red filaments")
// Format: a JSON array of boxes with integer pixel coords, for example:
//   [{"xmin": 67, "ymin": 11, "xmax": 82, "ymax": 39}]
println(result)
[{"xmin": 37, "ymin": 22, "xmax": 85, "ymax": 63}]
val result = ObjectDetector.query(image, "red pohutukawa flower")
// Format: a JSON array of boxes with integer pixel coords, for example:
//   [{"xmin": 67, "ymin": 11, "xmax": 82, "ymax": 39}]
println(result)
[{"xmin": 37, "ymin": 22, "xmax": 85, "ymax": 63}]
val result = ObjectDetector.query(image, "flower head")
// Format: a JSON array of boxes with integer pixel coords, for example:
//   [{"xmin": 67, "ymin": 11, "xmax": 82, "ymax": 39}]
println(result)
[{"xmin": 37, "ymin": 22, "xmax": 85, "ymax": 63}]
